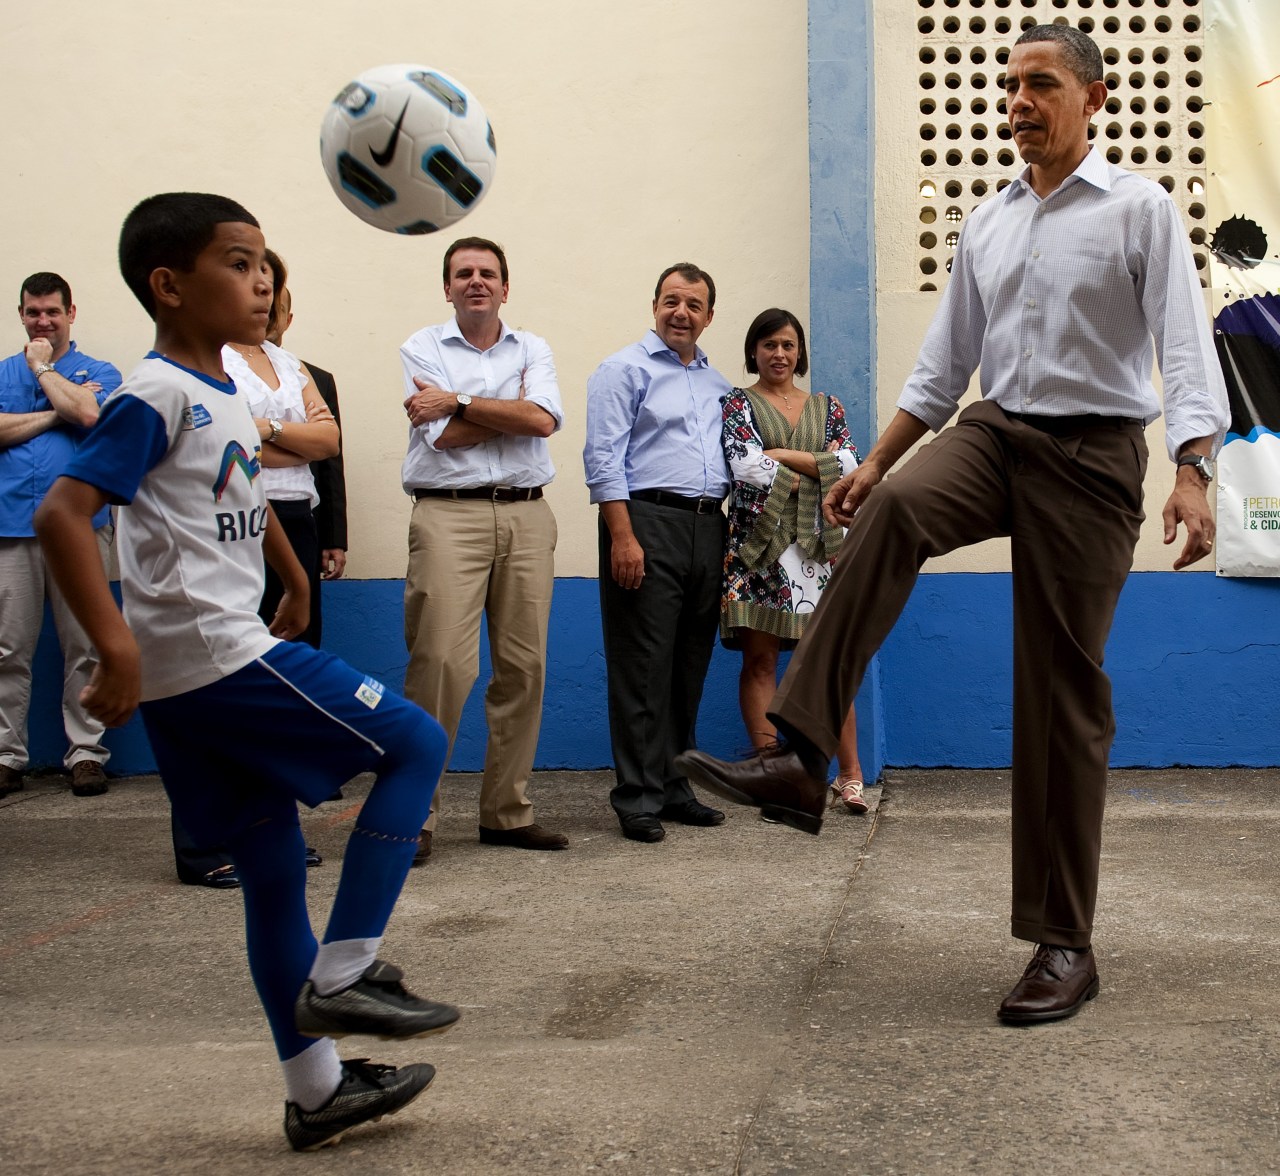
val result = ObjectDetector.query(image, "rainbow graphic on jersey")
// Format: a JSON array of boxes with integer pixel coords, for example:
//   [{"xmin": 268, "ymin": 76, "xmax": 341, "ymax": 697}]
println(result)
[{"xmin": 212, "ymin": 441, "xmax": 261, "ymax": 502}]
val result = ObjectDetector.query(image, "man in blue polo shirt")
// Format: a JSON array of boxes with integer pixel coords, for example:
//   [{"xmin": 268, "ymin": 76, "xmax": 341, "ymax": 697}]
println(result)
[{"xmin": 0, "ymin": 272, "xmax": 119, "ymax": 797}]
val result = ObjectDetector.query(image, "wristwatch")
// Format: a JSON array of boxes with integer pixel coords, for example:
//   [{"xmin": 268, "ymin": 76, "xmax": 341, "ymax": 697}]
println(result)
[
  {"xmin": 32, "ymin": 362, "xmax": 55, "ymax": 379},
  {"xmin": 1177, "ymin": 453, "xmax": 1214, "ymax": 483},
  {"xmin": 268, "ymin": 418, "xmax": 284, "ymax": 443},
  {"xmin": 455, "ymin": 392, "xmax": 472, "ymax": 418}
]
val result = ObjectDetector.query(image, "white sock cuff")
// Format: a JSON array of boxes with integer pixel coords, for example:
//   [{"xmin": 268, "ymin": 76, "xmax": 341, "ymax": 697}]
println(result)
[
  {"xmin": 282, "ymin": 1037, "xmax": 342, "ymax": 1111},
  {"xmin": 309, "ymin": 936, "xmax": 382, "ymax": 996}
]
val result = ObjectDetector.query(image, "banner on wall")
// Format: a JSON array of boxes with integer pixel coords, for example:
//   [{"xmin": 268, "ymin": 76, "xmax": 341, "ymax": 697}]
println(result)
[{"xmin": 1206, "ymin": 0, "xmax": 1280, "ymax": 575}]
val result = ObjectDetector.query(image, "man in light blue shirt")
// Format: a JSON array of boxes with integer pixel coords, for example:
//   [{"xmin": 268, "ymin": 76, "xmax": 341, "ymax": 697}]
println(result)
[
  {"xmin": 0, "ymin": 272, "xmax": 118, "ymax": 798},
  {"xmin": 678, "ymin": 26, "xmax": 1230, "ymax": 1023},
  {"xmin": 584, "ymin": 263, "xmax": 731, "ymax": 843}
]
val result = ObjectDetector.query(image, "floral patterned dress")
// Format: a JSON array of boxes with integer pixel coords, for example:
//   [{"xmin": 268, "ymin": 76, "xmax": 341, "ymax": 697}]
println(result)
[{"xmin": 720, "ymin": 388, "xmax": 861, "ymax": 650}]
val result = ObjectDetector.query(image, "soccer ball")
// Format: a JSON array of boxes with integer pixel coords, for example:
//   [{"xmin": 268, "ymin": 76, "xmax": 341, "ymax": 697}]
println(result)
[{"xmin": 319, "ymin": 63, "xmax": 496, "ymax": 235}]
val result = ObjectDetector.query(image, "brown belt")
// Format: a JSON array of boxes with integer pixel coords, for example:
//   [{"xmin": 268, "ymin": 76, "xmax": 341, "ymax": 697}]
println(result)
[
  {"xmin": 413, "ymin": 486, "xmax": 543, "ymax": 502},
  {"xmin": 1004, "ymin": 411, "xmax": 1142, "ymax": 435}
]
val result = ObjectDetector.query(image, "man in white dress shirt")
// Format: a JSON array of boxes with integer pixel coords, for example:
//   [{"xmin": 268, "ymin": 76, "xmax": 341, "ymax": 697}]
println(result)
[
  {"xmin": 678, "ymin": 25, "xmax": 1229, "ymax": 1024},
  {"xmin": 400, "ymin": 237, "xmax": 567, "ymax": 861}
]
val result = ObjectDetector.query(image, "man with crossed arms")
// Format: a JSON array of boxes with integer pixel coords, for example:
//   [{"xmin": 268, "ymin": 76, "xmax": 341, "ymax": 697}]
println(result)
[
  {"xmin": 0, "ymin": 272, "xmax": 119, "ymax": 798},
  {"xmin": 400, "ymin": 236, "xmax": 567, "ymax": 862}
]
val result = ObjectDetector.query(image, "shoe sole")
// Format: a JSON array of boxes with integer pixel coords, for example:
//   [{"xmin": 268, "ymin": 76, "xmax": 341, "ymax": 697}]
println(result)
[
  {"xmin": 299, "ymin": 1016, "xmax": 458, "ymax": 1043},
  {"xmin": 296, "ymin": 1069, "xmax": 436, "ymax": 1151},
  {"xmin": 675, "ymin": 753, "xmax": 823, "ymax": 836},
  {"xmin": 997, "ymin": 976, "xmax": 1100, "ymax": 1025}
]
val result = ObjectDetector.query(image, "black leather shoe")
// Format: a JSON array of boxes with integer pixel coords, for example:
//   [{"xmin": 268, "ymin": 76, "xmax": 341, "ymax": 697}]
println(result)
[
  {"xmin": 179, "ymin": 864, "xmax": 240, "ymax": 890},
  {"xmin": 410, "ymin": 830, "xmax": 432, "ymax": 867},
  {"xmin": 998, "ymin": 944, "xmax": 1099, "ymax": 1025},
  {"xmin": 478, "ymin": 823, "xmax": 569, "ymax": 850},
  {"xmin": 659, "ymin": 799, "xmax": 725, "ymax": 826},
  {"xmin": 305, "ymin": 846, "xmax": 323, "ymax": 868},
  {"xmin": 618, "ymin": 813, "xmax": 665, "ymax": 843},
  {"xmin": 674, "ymin": 744, "xmax": 827, "ymax": 835}
]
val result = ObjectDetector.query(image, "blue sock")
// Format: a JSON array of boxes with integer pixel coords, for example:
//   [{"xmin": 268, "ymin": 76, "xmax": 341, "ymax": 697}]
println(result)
[
  {"xmin": 229, "ymin": 807, "xmax": 318, "ymax": 1061},
  {"xmin": 322, "ymin": 707, "xmax": 446, "ymax": 944}
]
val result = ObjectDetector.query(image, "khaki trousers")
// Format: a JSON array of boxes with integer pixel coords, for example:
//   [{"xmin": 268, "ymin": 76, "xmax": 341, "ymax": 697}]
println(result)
[
  {"xmin": 404, "ymin": 496, "xmax": 556, "ymax": 831},
  {"xmin": 0, "ymin": 526, "xmax": 112, "ymax": 770},
  {"xmin": 771, "ymin": 402, "xmax": 1147, "ymax": 946}
]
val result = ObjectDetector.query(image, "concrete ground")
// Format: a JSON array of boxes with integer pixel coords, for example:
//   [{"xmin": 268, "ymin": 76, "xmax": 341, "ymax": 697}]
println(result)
[{"xmin": 2, "ymin": 767, "xmax": 1278, "ymax": 1175}]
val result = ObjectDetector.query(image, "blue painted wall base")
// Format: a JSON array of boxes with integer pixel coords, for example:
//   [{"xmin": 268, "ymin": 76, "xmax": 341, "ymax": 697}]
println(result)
[{"xmin": 26, "ymin": 573, "xmax": 1279, "ymax": 776}]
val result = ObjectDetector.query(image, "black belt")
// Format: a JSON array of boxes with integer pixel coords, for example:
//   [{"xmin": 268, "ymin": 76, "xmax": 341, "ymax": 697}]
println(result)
[
  {"xmin": 1004, "ymin": 411, "xmax": 1141, "ymax": 435},
  {"xmin": 413, "ymin": 486, "xmax": 543, "ymax": 502},
  {"xmin": 631, "ymin": 489, "xmax": 724, "ymax": 515}
]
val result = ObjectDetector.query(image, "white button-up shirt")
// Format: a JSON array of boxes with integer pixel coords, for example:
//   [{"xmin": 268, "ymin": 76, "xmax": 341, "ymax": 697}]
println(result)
[
  {"xmin": 400, "ymin": 318, "xmax": 563, "ymax": 492},
  {"xmin": 899, "ymin": 148, "xmax": 1229, "ymax": 460}
]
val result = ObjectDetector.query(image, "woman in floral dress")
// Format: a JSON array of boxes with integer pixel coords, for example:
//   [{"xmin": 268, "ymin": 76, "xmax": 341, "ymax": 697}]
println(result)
[{"xmin": 720, "ymin": 308, "xmax": 868, "ymax": 812}]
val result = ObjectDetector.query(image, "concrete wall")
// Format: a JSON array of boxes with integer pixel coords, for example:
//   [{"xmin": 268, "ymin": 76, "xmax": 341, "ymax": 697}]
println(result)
[{"xmin": 15, "ymin": 1, "xmax": 1280, "ymax": 775}]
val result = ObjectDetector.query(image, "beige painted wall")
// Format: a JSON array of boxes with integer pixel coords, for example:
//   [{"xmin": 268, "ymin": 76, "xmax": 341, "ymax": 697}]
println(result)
[
  {"xmin": 874, "ymin": 0, "xmax": 1215, "ymax": 575},
  {"xmin": 3, "ymin": 0, "xmax": 809, "ymax": 579}
]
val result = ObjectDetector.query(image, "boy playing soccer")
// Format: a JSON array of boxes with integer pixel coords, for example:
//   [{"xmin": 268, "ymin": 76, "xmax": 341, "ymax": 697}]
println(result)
[{"xmin": 35, "ymin": 192, "xmax": 458, "ymax": 1151}]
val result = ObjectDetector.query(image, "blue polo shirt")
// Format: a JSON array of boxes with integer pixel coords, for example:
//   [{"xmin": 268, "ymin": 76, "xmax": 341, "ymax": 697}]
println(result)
[{"xmin": 0, "ymin": 341, "xmax": 120, "ymax": 536}]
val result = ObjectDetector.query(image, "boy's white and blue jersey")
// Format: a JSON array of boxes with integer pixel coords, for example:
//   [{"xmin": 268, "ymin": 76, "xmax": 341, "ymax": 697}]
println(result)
[{"xmin": 62, "ymin": 353, "xmax": 279, "ymax": 700}]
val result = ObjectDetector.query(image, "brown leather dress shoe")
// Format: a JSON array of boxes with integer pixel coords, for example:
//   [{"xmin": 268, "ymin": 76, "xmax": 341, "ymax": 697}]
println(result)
[
  {"xmin": 998, "ymin": 944, "xmax": 1099, "ymax": 1025},
  {"xmin": 410, "ymin": 830, "xmax": 432, "ymax": 867},
  {"xmin": 478, "ymin": 823, "xmax": 569, "ymax": 850},
  {"xmin": 70, "ymin": 761, "xmax": 108, "ymax": 797},
  {"xmin": 673, "ymin": 745, "xmax": 827, "ymax": 834},
  {"xmin": 0, "ymin": 764, "xmax": 24, "ymax": 799}
]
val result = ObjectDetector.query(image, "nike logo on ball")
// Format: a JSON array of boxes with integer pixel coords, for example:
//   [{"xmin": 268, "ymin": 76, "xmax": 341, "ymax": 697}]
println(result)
[{"xmin": 370, "ymin": 100, "xmax": 410, "ymax": 167}]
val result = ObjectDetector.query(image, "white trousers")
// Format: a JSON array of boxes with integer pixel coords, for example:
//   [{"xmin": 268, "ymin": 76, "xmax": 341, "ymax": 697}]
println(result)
[{"xmin": 0, "ymin": 526, "xmax": 111, "ymax": 770}]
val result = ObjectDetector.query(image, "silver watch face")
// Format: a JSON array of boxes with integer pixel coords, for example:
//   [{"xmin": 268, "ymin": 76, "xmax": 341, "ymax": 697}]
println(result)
[{"xmin": 457, "ymin": 394, "xmax": 472, "ymax": 406}]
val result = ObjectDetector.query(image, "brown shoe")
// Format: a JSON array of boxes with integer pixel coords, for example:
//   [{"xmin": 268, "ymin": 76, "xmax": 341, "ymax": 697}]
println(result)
[
  {"xmin": 673, "ymin": 745, "xmax": 827, "ymax": 834},
  {"xmin": 998, "ymin": 944, "xmax": 1099, "ymax": 1025},
  {"xmin": 0, "ymin": 764, "xmax": 24, "ymax": 799},
  {"xmin": 478, "ymin": 823, "xmax": 569, "ymax": 850},
  {"xmin": 410, "ymin": 830, "xmax": 432, "ymax": 867},
  {"xmin": 70, "ymin": 761, "xmax": 108, "ymax": 797}
]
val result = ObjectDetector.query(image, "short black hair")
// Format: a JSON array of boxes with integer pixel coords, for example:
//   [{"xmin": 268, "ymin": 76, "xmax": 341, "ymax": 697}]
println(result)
[
  {"xmin": 443, "ymin": 236, "xmax": 508, "ymax": 285},
  {"xmin": 1013, "ymin": 24, "xmax": 1104, "ymax": 85},
  {"xmin": 118, "ymin": 192, "xmax": 259, "ymax": 319},
  {"xmin": 654, "ymin": 263, "xmax": 717, "ymax": 311},
  {"xmin": 20, "ymin": 272, "xmax": 72, "ymax": 312},
  {"xmin": 744, "ymin": 308, "xmax": 808, "ymax": 377}
]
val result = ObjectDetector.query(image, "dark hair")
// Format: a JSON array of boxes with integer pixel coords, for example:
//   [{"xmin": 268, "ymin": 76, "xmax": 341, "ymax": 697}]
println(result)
[
  {"xmin": 19, "ymin": 272, "xmax": 72, "ymax": 312},
  {"xmin": 654, "ymin": 262, "xmax": 716, "ymax": 310},
  {"xmin": 1013, "ymin": 24, "xmax": 1104, "ymax": 85},
  {"xmin": 118, "ymin": 192, "xmax": 259, "ymax": 318},
  {"xmin": 744, "ymin": 308, "xmax": 809, "ymax": 377},
  {"xmin": 264, "ymin": 247, "xmax": 288, "ymax": 334},
  {"xmin": 442, "ymin": 236, "xmax": 508, "ymax": 285}
]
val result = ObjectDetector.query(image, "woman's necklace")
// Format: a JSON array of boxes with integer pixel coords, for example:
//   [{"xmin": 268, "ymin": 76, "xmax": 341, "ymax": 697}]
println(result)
[{"xmin": 756, "ymin": 382, "xmax": 792, "ymax": 411}]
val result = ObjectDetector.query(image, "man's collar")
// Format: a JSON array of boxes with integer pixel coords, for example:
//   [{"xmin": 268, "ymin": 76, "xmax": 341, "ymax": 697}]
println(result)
[
  {"xmin": 443, "ymin": 316, "xmax": 513, "ymax": 350},
  {"xmin": 1006, "ymin": 145, "xmax": 1110, "ymax": 202},
  {"xmin": 642, "ymin": 328, "xmax": 707, "ymax": 366}
]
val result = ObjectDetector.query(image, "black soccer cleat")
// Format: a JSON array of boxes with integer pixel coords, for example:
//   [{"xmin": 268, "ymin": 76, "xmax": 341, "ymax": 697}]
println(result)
[
  {"xmin": 284, "ymin": 1057, "xmax": 435, "ymax": 1151},
  {"xmin": 295, "ymin": 959, "xmax": 461, "ymax": 1041}
]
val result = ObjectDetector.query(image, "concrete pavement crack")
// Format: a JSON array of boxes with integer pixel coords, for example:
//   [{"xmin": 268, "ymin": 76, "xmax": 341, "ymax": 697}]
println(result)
[{"xmin": 729, "ymin": 786, "xmax": 889, "ymax": 1174}]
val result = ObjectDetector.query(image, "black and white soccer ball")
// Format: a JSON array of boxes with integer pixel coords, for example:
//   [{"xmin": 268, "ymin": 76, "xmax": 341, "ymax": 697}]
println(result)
[{"xmin": 319, "ymin": 63, "xmax": 496, "ymax": 235}]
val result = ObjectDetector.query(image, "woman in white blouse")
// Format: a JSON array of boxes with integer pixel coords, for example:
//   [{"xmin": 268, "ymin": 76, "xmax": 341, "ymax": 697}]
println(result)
[{"xmin": 222, "ymin": 249, "xmax": 339, "ymax": 646}]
